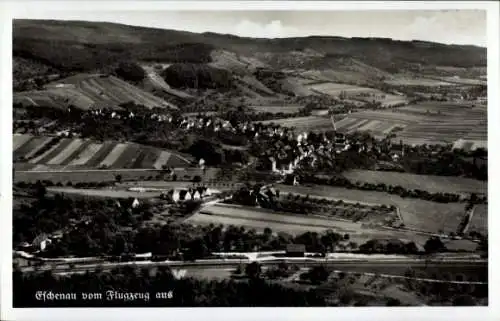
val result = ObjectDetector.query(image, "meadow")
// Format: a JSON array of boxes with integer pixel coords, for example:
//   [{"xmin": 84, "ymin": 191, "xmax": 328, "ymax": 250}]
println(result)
[
  {"xmin": 276, "ymin": 184, "xmax": 466, "ymax": 234},
  {"xmin": 186, "ymin": 203, "xmax": 470, "ymax": 248},
  {"xmin": 343, "ymin": 170, "xmax": 487, "ymax": 195}
]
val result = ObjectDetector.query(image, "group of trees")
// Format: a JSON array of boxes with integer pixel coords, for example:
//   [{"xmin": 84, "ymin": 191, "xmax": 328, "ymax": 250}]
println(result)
[
  {"xmin": 401, "ymin": 150, "xmax": 487, "ymax": 181},
  {"xmin": 185, "ymin": 138, "xmax": 250, "ymax": 166},
  {"xmin": 359, "ymin": 239, "xmax": 420, "ymax": 255},
  {"xmin": 161, "ymin": 63, "xmax": 233, "ymax": 90},
  {"xmin": 114, "ymin": 61, "xmax": 146, "ymax": 83},
  {"xmin": 14, "ymin": 35, "xmax": 215, "ymax": 74}
]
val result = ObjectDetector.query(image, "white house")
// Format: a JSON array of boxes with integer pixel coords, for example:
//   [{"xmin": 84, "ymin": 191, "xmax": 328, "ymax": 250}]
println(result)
[{"xmin": 131, "ymin": 198, "xmax": 140, "ymax": 208}]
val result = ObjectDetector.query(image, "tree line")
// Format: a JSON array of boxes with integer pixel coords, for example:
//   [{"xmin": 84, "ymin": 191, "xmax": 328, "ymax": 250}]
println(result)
[{"xmin": 286, "ymin": 174, "xmax": 487, "ymax": 205}]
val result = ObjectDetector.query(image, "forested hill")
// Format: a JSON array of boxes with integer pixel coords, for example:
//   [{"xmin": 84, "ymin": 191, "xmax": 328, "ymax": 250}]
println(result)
[{"xmin": 13, "ymin": 19, "xmax": 486, "ymax": 74}]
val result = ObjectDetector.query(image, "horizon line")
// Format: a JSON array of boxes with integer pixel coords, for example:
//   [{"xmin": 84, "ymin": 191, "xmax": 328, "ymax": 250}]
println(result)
[{"xmin": 13, "ymin": 18, "xmax": 487, "ymax": 49}]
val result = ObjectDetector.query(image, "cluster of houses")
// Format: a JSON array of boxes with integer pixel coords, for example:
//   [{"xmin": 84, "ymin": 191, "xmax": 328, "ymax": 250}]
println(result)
[
  {"xmin": 128, "ymin": 186, "xmax": 214, "ymax": 203},
  {"xmin": 81, "ymin": 107, "xmax": 406, "ymax": 174}
]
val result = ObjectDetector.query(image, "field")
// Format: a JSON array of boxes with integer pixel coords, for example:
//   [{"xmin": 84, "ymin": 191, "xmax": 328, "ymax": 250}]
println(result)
[
  {"xmin": 186, "ymin": 203, "xmax": 476, "ymax": 249},
  {"xmin": 279, "ymin": 77, "xmax": 315, "ymax": 96},
  {"xmin": 13, "ymin": 134, "xmax": 194, "ymax": 170},
  {"xmin": 187, "ymin": 203, "xmax": 404, "ymax": 245},
  {"xmin": 343, "ymin": 170, "xmax": 487, "ymax": 195},
  {"xmin": 141, "ymin": 64, "xmax": 193, "ymax": 101},
  {"xmin": 467, "ymin": 205, "xmax": 488, "ymax": 236},
  {"xmin": 335, "ymin": 102, "xmax": 487, "ymax": 145},
  {"xmin": 237, "ymin": 75, "xmax": 275, "ymax": 96},
  {"xmin": 14, "ymin": 74, "xmax": 176, "ymax": 110},
  {"xmin": 373, "ymin": 94, "xmax": 410, "ymax": 107},
  {"xmin": 276, "ymin": 184, "xmax": 466, "ymax": 234},
  {"xmin": 436, "ymin": 77, "xmax": 486, "ymax": 86},
  {"xmin": 210, "ymin": 49, "xmax": 268, "ymax": 74},
  {"xmin": 13, "ymin": 167, "xmax": 220, "ymax": 184},
  {"xmin": 47, "ymin": 187, "xmax": 162, "ymax": 199},
  {"xmin": 304, "ymin": 81, "xmax": 409, "ymax": 107},
  {"xmin": 249, "ymin": 105, "xmax": 303, "ymax": 114},
  {"xmin": 334, "ymin": 110, "xmax": 419, "ymax": 137},
  {"xmin": 384, "ymin": 77, "xmax": 457, "ymax": 86},
  {"xmin": 308, "ymin": 82, "xmax": 380, "ymax": 96},
  {"xmin": 256, "ymin": 116, "xmax": 334, "ymax": 132}
]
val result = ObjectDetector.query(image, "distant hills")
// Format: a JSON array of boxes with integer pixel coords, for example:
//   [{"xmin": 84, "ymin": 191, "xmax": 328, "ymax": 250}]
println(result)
[
  {"xmin": 12, "ymin": 19, "xmax": 487, "ymax": 111},
  {"xmin": 13, "ymin": 19, "xmax": 486, "ymax": 75}
]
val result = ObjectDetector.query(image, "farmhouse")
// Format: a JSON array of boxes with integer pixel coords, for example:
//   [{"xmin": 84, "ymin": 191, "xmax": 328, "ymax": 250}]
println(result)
[
  {"xmin": 32, "ymin": 233, "xmax": 52, "ymax": 251},
  {"xmin": 389, "ymin": 140, "xmax": 405, "ymax": 160},
  {"xmin": 161, "ymin": 187, "xmax": 210, "ymax": 203}
]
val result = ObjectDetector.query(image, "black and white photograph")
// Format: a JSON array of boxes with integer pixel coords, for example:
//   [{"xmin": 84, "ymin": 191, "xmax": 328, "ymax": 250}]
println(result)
[{"xmin": 1, "ymin": 1, "xmax": 499, "ymax": 320}]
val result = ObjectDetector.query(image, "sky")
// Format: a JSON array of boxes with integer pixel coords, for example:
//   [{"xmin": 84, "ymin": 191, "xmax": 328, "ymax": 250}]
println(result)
[{"xmin": 15, "ymin": 9, "xmax": 487, "ymax": 47}]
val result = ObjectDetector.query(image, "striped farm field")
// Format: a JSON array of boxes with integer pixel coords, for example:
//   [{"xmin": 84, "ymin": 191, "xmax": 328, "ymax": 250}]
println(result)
[
  {"xmin": 276, "ymin": 184, "xmax": 466, "ymax": 234},
  {"xmin": 59, "ymin": 140, "xmax": 93, "ymax": 166},
  {"xmin": 335, "ymin": 112, "xmax": 414, "ymax": 137},
  {"xmin": 28, "ymin": 139, "xmax": 72, "ymax": 164},
  {"xmin": 13, "ymin": 136, "xmax": 39, "ymax": 160},
  {"xmin": 13, "ymin": 134, "xmax": 195, "ymax": 170},
  {"xmin": 163, "ymin": 153, "xmax": 194, "ymax": 168},
  {"xmin": 334, "ymin": 102, "xmax": 487, "ymax": 146},
  {"xmin": 68, "ymin": 142, "xmax": 103, "ymax": 166},
  {"xmin": 14, "ymin": 73, "xmax": 177, "ymax": 110},
  {"xmin": 343, "ymin": 170, "xmax": 487, "ymax": 195},
  {"xmin": 98, "ymin": 143, "xmax": 128, "ymax": 168},
  {"xmin": 13, "ymin": 134, "xmax": 33, "ymax": 151},
  {"xmin": 84, "ymin": 141, "xmax": 118, "ymax": 167},
  {"xmin": 135, "ymin": 147, "xmax": 161, "ymax": 169},
  {"xmin": 153, "ymin": 151, "xmax": 172, "ymax": 169},
  {"xmin": 46, "ymin": 139, "xmax": 85, "ymax": 165},
  {"xmin": 111, "ymin": 143, "xmax": 142, "ymax": 168},
  {"xmin": 22, "ymin": 137, "xmax": 54, "ymax": 160}
]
